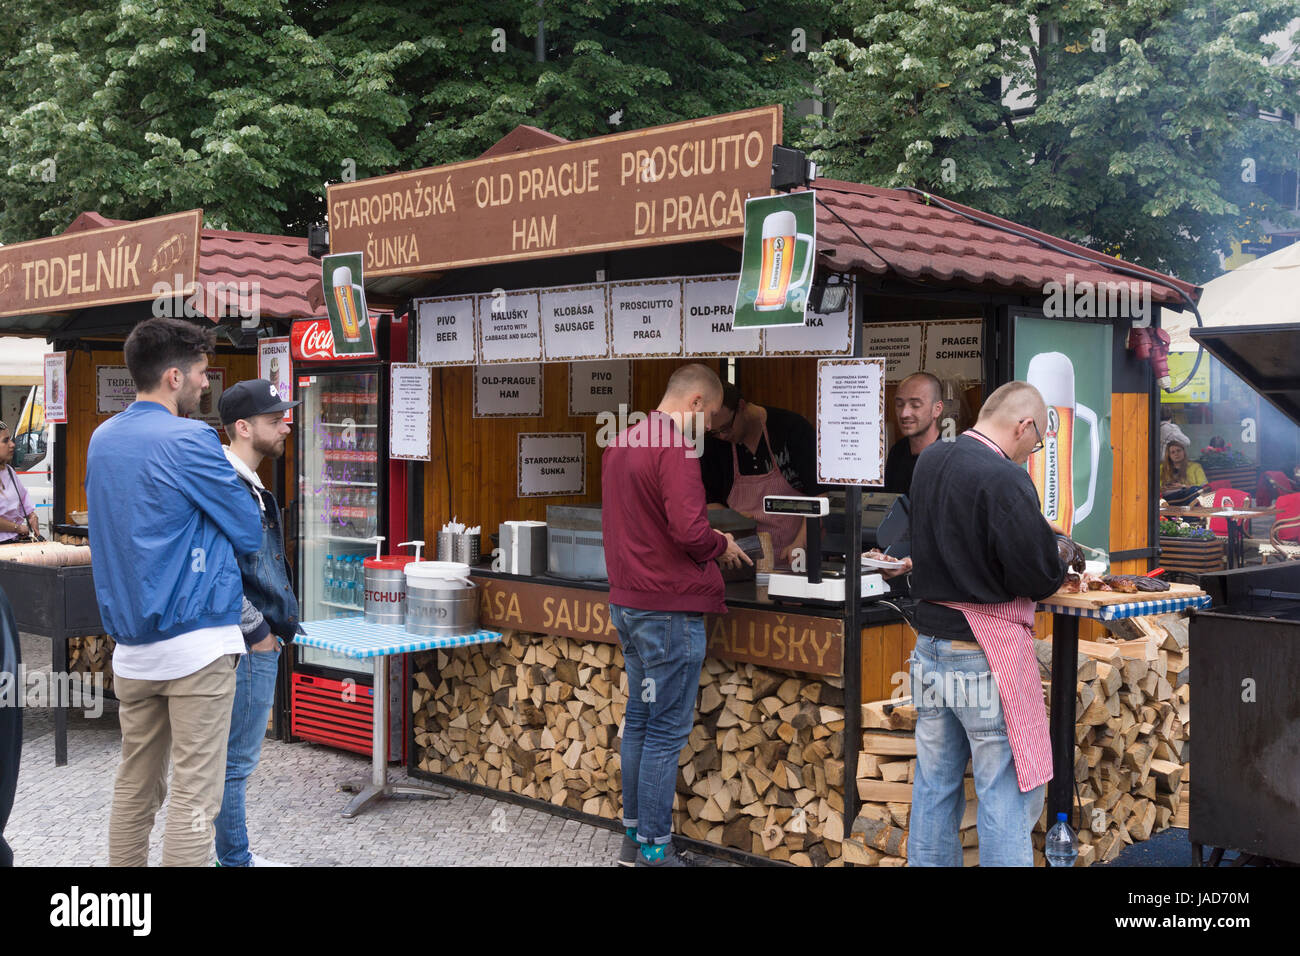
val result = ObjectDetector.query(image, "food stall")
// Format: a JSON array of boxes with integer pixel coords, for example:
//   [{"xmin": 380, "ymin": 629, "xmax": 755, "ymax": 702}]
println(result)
[
  {"xmin": 0, "ymin": 208, "xmax": 328, "ymax": 750},
  {"xmin": 1182, "ymin": 322, "xmax": 1300, "ymax": 865},
  {"xmin": 321, "ymin": 104, "xmax": 1206, "ymax": 863}
]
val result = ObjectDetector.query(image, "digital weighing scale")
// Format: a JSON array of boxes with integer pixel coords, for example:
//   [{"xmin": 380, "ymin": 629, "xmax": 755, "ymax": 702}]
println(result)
[{"xmin": 762, "ymin": 495, "xmax": 889, "ymax": 602}]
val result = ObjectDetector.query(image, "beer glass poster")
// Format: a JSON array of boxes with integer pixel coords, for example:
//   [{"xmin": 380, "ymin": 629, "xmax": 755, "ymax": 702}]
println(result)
[
  {"xmin": 733, "ymin": 192, "xmax": 817, "ymax": 329},
  {"xmin": 1013, "ymin": 316, "xmax": 1112, "ymax": 555},
  {"xmin": 321, "ymin": 251, "xmax": 376, "ymax": 356}
]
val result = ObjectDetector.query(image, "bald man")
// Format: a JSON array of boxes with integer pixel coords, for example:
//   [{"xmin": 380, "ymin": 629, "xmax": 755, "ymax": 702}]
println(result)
[
  {"xmin": 602, "ymin": 363, "xmax": 750, "ymax": 867},
  {"xmin": 885, "ymin": 372, "xmax": 945, "ymax": 496},
  {"xmin": 905, "ymin": 381, "xmax": 1067, "ymax": 867}
]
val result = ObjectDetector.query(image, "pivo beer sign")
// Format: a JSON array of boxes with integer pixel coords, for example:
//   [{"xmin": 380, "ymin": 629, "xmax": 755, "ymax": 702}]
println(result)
[
  {"xmin": 327, "ymin": 107, "xmax": 781, "ymax": 276},
  {"xmin": 477, "ymin": 576, "xmax": 843, "ymax": 677},
  {"xmin": 0, "ymin": 210, "xmax": 203, "ymax": 318}
]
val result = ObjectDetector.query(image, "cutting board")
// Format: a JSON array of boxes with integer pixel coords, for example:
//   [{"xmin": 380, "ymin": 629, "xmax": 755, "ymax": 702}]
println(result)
[{"xmin": 1042, "ymin": 581, "xmax": 1205, "ymax": 610}]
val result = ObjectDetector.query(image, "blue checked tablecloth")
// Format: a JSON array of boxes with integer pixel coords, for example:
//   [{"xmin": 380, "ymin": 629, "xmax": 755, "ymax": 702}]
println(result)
[
  {"xmin": 296, "ymin": 614, "xmax": 503, "ymax": 658},
  {"xmin": 1037, "ymin": 594, "xmax": 1211, "ymax": 621}
]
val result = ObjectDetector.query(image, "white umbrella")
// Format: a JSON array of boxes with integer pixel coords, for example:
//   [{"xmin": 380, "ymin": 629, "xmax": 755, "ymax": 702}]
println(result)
[{"xmin": 1165, "ymin": 240, "xmax": 1300, "ymax": 351}]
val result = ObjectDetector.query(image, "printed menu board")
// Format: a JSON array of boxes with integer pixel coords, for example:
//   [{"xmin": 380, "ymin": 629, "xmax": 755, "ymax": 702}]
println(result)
[
  {"xmin": 475, "ymin": 363, "xmax": 544, "ymax": 418},
  {"xmin": 390, "ymin": 363, "xmax": 432, "ymax": 461},
  {"xmin": 816, "ymin": 358, "xmax": 886, "ymax": 486},
  {"xmin": 477, "ymin": 290, "xmax": 542, "ymax": 363}
]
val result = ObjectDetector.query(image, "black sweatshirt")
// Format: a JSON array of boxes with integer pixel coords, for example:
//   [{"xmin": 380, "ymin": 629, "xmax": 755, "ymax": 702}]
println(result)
[
  {"xmin": 909, "ymin": 433, "xmax": 1066, "ymax": 641},
  {"xmin": 700, "ymin": 406, "xmax": 819, "ymax": 505}
]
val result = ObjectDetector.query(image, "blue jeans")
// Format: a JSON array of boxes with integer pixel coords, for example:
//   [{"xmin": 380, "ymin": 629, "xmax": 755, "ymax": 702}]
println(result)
[
  {"xmin": 214, "ymin": 644, "xmax": 281, "ymax": 866},
  {"xmin": 907, "ymin": 634, "xmax": 1045, "ymax": 867},
  {"xmin": 611, "ymin": 605, "xmax": 706, "ymax": 846}
]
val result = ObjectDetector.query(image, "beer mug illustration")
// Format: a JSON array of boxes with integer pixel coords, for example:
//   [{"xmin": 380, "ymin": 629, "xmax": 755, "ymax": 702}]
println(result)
[
  {"xmin": 1026, "ymin": 352, "xmax": 1100, "ymax": 536},
  {"xmin": 754, "ymin": 210, "xmax": 815, "ymax": 311},
  {"xmin": 332, "ymin": 266, "xmax": 363, "ymax": 343}
]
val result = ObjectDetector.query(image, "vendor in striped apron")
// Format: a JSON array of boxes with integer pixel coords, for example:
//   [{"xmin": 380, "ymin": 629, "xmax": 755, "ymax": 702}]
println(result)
[{"xmin": 905, "ymin": 381, "xmax": 1068, "ymax": 867}]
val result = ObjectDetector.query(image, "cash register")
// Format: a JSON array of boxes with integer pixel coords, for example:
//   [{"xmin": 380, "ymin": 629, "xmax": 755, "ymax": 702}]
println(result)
[{"xmin": 763, "ymin": 495, "xmax": 890, "ymax": 602}]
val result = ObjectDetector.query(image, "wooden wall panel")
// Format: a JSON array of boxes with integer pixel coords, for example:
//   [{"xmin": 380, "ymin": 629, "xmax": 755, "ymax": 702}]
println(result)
[
  {"xmin": 421, "ymin": 359, "xmax": 718, "ymax": 542},
  {"xmin": 64, "ymin": 346, "xmax": 263, "ymax": 516},
  {"xmin": 1109, "ymin": 392, "xmax": 1150, "ymax": 555},
  {"xmin": 738, "ymin": 358, "xmax": 818, "ymax": 422},
  {"xmin": 859, "ymin": 620, "xmax": 916, "ymax": 704}
]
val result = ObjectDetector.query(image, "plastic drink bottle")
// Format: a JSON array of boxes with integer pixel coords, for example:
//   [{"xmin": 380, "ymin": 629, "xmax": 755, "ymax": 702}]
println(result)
[{"xmin": 1045, "ymin": 812, "xmax": 1079, "ymax": 868}]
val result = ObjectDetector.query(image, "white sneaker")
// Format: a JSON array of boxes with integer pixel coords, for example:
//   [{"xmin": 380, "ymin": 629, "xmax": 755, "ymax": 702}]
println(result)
[{"xmin": 250, "ymin": 853, "xmax": 290, "ymax": 867}]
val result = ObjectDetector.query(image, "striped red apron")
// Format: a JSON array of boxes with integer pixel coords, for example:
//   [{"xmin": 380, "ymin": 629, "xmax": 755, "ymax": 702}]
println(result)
[{"xmin": 929, "ymin": 429, "xmax": 1053, "ymax": 793}]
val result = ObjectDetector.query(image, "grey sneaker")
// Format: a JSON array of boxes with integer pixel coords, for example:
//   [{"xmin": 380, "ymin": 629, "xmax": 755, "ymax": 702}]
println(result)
[
  {"xmin": 618, "ymin": 834, "xmax": 639, "ymax": 867},
  {"xmin": 634, "ymin": 845, "xmax": 693, "ymax": 867},
  {"xmin": 250, "ymin": 853, "xmax": 289, "ymax": 867}
]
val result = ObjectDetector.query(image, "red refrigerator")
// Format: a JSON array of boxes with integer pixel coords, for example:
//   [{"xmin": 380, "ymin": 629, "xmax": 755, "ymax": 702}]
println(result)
[{"xmin": 289, "ymin": 315, "xmax": 405, "ymax": 761}]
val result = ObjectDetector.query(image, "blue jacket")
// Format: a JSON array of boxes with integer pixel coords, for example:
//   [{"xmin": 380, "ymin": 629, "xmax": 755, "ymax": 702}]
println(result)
[{"xmin": 85, "ymin": 402, "xmax": 262, "ymax": 646}]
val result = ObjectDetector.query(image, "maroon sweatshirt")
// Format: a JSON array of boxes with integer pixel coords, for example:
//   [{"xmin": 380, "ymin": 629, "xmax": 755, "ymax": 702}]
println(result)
[{"xmin": 601, "ymin": 411, "xmax": 728, "ymax": 614}]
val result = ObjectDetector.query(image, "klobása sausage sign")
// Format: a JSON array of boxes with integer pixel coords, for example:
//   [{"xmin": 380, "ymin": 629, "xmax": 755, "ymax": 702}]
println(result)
[{"xmin": 326, "ymin": 107, "xmax": 781, "ymax": 276}]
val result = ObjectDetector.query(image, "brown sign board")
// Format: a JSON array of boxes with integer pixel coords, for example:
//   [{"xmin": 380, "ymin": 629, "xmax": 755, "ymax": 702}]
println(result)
[
  {"xmin": 475, "ymin": 574, "xmax": 844, "ymax": 677},
  {"xmin": 328, "ymin": 107, "xmax": 782, "ymax": 277},
  {"xmin": 0, "ymin": 210, "xmax": 203, "ymax": 318}
]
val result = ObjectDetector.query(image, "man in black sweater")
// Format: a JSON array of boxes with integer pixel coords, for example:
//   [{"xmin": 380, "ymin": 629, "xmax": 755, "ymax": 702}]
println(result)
[{"xmin": 906, "ymin": 381, "xmax": 1066, "ymax": 866}]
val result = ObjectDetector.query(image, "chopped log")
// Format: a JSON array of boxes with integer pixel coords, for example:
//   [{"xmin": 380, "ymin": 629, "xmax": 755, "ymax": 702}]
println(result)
[{"xmin": 860, "ymin": 732, "xmax": 917, "ymax": 756}]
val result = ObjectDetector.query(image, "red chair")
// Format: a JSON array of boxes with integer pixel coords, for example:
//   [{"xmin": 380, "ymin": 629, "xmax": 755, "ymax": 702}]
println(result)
[
  {"xmin": 1208, "ymin": 489, "xmax": 1252, "ymax": 536},
  {"xmin": 1257, "ymin": 470, "xmax": 1296, "ymax": 507},
  {"xmin": 1208, "ymin": 479, "xmax": 1235, "ymax": 493},
  {"xmin": 1273, "ymin": 492, "xmax": 1300, "ymax": 544}
]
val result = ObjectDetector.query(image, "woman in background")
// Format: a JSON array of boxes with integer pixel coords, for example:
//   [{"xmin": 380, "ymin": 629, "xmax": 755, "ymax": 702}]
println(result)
[
  {"xmin": 0, "ymin": 421, "xmax": 39, "ymax": 542},
  {"xmin": 1159, "ymin": 438, "xmax": 1207, "ymax": 499}
]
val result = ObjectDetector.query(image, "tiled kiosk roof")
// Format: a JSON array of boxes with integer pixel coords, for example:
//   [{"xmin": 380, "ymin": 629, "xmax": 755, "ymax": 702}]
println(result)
[
  {"xmin": 67, "ymin": 212, "xmax": 321, "ymax": 320},
  {"xmin": 809, "ymin": 179, "xmax": 1201, "ymax": 309}
]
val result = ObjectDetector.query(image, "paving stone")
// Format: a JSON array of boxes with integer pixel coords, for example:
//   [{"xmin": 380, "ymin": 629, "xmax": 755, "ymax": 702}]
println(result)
[{"xmin": 9, "ymin": 633, "xmax": 737, "ymax": 867}]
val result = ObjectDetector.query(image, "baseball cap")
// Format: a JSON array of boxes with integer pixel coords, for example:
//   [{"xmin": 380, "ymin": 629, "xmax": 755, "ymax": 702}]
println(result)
[{"xmin": 219, "ymin": 378, "xmax": 300, "ymax": 425}]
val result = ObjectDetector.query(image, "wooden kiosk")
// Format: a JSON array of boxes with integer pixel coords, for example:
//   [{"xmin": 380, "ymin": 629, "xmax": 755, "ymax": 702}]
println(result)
[
  {"xmin": 0, "ymin": 209, "xmax": 324, "ymax": 746},
  {"xmin": 330, "ymin": 105, "xmax": 1202, "ymax": 864}
]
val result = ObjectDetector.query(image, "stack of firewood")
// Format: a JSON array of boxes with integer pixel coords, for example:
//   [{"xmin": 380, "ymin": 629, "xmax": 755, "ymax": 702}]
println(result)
[
  {"xmin": 411, "ymin": 630, "xmax": 846, "ymax": 864},
  {"xmin": 67, "ymin": 635, "xmax": 115, "ymax": 694},
  {"xmin": 845, "ymin": 614, "xmax": 1191, "ymax": 867}
]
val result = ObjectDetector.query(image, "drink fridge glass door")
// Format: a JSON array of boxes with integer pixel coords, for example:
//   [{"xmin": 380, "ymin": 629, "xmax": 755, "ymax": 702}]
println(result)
[{"xmin": 297, "ymin": 369, "xmax": 381, "ymax": 676}]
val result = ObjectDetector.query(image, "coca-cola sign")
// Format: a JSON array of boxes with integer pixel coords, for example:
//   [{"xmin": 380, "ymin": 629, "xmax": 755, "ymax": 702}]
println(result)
[{"xmin": 291, "ymin": 315, "xmax": 378, "ymax": 361}]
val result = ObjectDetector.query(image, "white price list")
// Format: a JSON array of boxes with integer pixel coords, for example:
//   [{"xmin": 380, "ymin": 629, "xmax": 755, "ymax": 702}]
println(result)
[
  {"xmin": 816, "ymin": 358, "xmax": 886, "ymax": 486},
  {"xmin": 389, "ymin": 363, "xmax": 432, "ymax": 461}
]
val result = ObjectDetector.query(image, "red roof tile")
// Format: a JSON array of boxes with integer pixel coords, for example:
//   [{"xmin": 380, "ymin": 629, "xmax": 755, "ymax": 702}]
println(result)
[
  {"xmin": 60, "ymin": 212, "xmax": 321, "ymax": 320},
  {"xmin": 198, "ymin": 230, "xmax": 319, "ymax": 320},
  {"xmin": 812, "ymin": 179, "xmax": 1202, "ymax": 308}
]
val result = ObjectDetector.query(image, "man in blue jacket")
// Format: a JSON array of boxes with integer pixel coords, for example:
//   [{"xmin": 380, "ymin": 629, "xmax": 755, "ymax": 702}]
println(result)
[
  {"xmin": 214, "ymin": 379, "xmax": 302, "ymax": 867},
  {"xmin": 86, "ymin": 317, "xmax": 262, "ymax": 867}
]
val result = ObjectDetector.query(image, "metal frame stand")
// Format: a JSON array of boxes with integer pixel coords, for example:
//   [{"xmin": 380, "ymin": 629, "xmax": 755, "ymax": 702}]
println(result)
[
  {"xmin": 1047, "ymin": 612, "xmax": 1079, "ymax": 825},
  {"xmin": 338, "ymin": 653, "xmax": 454, "ymax": 816}
]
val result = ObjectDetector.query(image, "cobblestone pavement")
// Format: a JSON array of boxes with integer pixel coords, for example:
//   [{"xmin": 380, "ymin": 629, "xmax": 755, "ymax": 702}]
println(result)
[{"xmin": 6, "ymin": 633, "xmax": 665, "ymax": 867}]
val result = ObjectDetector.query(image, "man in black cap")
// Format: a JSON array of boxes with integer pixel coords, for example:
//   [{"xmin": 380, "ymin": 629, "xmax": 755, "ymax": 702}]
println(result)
[{"xmin": 213, "ymin": 379, "xmax": 302, "ymax": 867}]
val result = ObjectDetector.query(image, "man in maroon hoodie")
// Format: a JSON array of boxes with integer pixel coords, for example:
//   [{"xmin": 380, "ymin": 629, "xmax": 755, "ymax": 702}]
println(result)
[{"xmin": 602, "ymin": 363, "xmax": 750, "ymax": 866}]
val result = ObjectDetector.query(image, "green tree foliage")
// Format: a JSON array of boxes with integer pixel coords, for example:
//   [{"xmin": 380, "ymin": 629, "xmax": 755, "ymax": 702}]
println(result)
[
  {"xmin": 1, "ymin": 0, "xmax": 832, "ymax": 242},
  {"xmin": 0, "ymin": 0, "xmax": 425, "ymax": 240},
  {"xmin": 804, "ymin": 0, "xmax": 1300, "ymax": 281}
]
